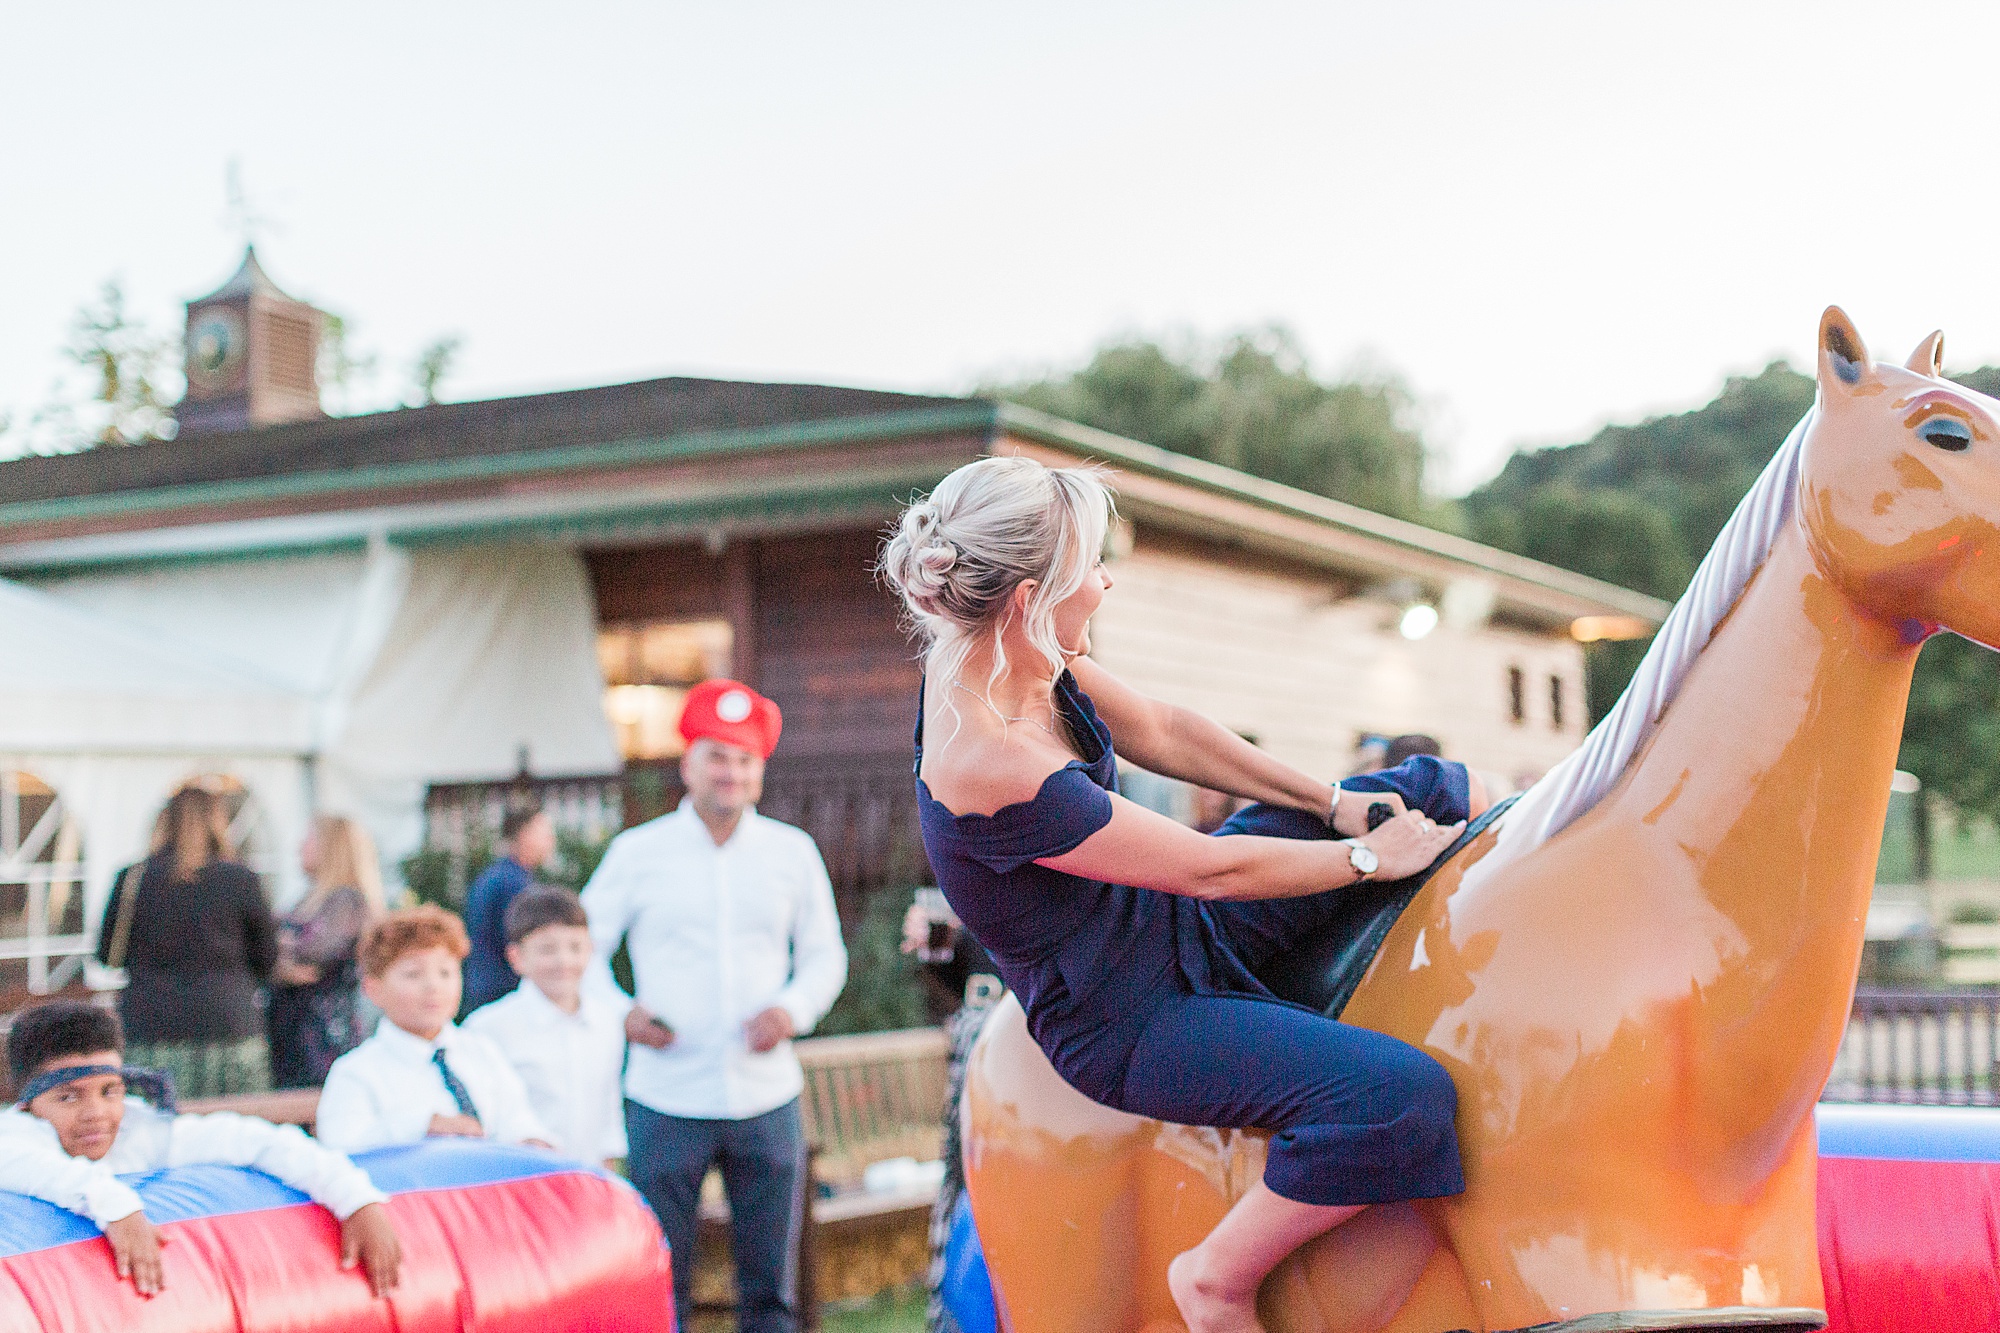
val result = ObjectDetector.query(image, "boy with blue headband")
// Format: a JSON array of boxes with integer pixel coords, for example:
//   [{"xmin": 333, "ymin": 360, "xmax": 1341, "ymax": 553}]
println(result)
[{"xmin": 0, "ymin": 1000, "xmax": 401, "ymax": 1298}]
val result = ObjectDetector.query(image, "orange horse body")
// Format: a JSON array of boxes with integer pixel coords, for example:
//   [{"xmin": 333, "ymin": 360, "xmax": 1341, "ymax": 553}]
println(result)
[{"xmin": 961, "ymin": 311, "xmax": 2000, "ymax": 1333}]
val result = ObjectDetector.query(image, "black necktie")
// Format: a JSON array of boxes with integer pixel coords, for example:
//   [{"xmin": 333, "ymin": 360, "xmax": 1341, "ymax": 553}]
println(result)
[{"xmin": 431, "ymin": 1048, "xmax": 480, "ymax": 1120}]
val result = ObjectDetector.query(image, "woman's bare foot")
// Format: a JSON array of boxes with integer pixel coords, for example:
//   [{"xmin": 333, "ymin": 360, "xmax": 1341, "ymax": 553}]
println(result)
[{"xmin": 1168, "ymin": 1248, "xmax": 1264, "ymax": 1333}]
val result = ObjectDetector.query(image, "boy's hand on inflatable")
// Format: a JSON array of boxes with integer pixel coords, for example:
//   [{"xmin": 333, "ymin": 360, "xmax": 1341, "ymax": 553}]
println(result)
[
  {"xmin": 104, "ymin": 1211, "xmax": 165, "ymax": 1296},
  {"xmin": 427, "ymin": 1113, "xmax": 484, "ymax": 1137},
  {"xmin": 1361, "ymin": 810, "xmax": 1465, "ymax": 881},
  {"xmin": 340, "ymin": 1202, "xmax": 403, "ymax": 1297},
  {"xmin": 1332, "ymin": 787, "xmax": 1405, "ymax": 837}
]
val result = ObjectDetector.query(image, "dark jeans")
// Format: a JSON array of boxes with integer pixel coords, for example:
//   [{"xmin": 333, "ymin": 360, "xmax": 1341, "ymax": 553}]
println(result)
[{"xmin": 626, "ymin": 1097, "xmax": 808, "ymax": 1333}]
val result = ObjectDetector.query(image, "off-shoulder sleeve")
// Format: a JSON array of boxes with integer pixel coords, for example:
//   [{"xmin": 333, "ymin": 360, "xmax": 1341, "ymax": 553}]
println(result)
[{"xmin": 955, "ymin": 765, "xmax": 1114, "ymax": 874}]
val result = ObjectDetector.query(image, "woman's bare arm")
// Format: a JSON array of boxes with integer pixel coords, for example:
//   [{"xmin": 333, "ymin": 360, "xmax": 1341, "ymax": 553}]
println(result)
[
  {"xmin": 1037, "ymin": 791, "xmax": 1462, "ymax": 902},
  {"xmin": 1070, "ymin": 657, "xmax": 1334, "ymax": 818}
]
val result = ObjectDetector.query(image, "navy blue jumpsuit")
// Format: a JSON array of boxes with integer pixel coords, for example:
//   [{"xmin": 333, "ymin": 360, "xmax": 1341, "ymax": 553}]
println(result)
[{"xmin": 916, "ymin": 671, "xmax": 1466, "ymax": 1206}]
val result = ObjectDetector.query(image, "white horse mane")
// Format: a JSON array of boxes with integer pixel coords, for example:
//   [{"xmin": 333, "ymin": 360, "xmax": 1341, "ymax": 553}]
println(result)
[{"xmin": 1492, "ymin": 407, "xmax": 1815, "ymax": 855}]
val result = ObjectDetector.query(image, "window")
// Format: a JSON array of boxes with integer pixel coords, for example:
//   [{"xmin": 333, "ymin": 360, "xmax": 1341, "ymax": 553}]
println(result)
[
  {"xmin": 0, "ymin": 770, "xmax": 86, "ymax": 995},
  {"xmin": 599, "ymin": 620, "xmax": 735, "ymax": 760},
  {"xmin": 1507, "ymin": 665, "xmax": 1526, "ymax": 725},
  {"xmin": 1550, "ymin": 673, "xmax": 1566, "ymax": 732}
]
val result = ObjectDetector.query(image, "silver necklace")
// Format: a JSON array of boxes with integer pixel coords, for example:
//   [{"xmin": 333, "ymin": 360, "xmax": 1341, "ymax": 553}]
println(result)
[{"xmin": 951, "ymin": 680, "xmax": 1058, "ymax": 737}]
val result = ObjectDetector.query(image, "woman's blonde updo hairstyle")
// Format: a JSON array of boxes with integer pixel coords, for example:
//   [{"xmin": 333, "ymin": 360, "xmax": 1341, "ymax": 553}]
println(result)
[{"xmin": 880, "ymin": 455, "xmax": 1115, "ymax": 719}]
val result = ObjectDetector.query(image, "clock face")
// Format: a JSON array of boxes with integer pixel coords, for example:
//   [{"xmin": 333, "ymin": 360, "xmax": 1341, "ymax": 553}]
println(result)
[{"xmin": 185, "ymin": 306, "xmax": 246, "ymax": 396}]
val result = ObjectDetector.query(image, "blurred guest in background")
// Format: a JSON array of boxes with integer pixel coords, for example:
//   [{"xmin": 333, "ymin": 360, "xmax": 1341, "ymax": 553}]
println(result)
[
  {"xmin": 1384, "ymin": 733, "xmax": 1443, "ymax": 767},
  {"xmin": 461, "ymin": 805, "xmax": 557, "ymax": 1012},
  {"xmin": 903, "ymin": 889, "xmax": 1004, "ymax": 1333},
  {"xmin": 95, "ymin": 784, "xmax": 277, "ymax": 1098},
  {"xmin": 1347, "ymin": 734, "xmax": 1390, "ymax": 777},
  {"xmin": 1189, "ymin": 785, "xmax": 1244, "ymax": 834},
  {"xmin": 268, "ymin": 815, "xmax": 386, "ymax": 1089},
  {"xmin": 465, "ymin": 886, "xmax": 627, "ymax": 1167},
  {"xmin": 1349, "ymin": 732, "xmax": 1444, "ymax": 778},
  {"xmin": 900, "ymin": 889, "xmax": 998, "ymax": 1024}
]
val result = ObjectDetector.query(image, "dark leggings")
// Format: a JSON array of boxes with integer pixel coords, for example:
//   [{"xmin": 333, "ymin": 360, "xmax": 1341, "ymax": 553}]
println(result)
[
  {"xmin": 1116, "ymin": 986, "xmax": 1463, "ymax": 1205},
  {"xmin": 1114, "ymin": 756, "xmax": 1472, "ymax": 1206}
]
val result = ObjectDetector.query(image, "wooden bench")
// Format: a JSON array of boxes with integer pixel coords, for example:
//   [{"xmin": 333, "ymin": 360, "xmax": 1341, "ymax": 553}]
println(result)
[
  {"xmin": 183, "ymin": 1087, "xmax": 322, "ymax": 1127},
  {"xmin": 797, "ymin": 1026, "xmax": 948, "ymax": 1189},
  {"xmin": 688, "ymin": 1027, "xmax": 951, "ymax": 1323}
]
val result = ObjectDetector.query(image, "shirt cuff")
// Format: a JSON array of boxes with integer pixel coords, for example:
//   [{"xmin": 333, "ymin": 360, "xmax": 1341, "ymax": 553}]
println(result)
[
  {"xmin": 83, "ymin": 1177, "xmax": 145, "ymax": 1228},
  {"xmin": 318, "ymin": 1176, "xmax": 391, "ymax": 1220},
  {"xmin": 776, "ymin": 990, "xmax": 822, "ymax": 1038}
]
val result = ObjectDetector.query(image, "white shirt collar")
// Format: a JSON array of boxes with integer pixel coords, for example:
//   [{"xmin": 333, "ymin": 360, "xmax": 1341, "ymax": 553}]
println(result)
[
  {"xmin": 514, "ymin": 979, "xmax": 588, "ymax": 1023},
  {"xmin": 672, "ymin": 798, "xmax": 759, "ymax": 848},
  {"xmin": 372, "ymin": 1017, "xmax": 464, "ymax": 1058}
]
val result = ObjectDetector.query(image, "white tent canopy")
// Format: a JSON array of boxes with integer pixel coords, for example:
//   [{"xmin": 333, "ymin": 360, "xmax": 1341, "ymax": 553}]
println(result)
[
  {"xmin": 0, "ymin": 578, "xmax": 314, "ymax": 754},
  {"xmin": 0, "ymin": 540, "xmax": 618, "ymax": 990}
]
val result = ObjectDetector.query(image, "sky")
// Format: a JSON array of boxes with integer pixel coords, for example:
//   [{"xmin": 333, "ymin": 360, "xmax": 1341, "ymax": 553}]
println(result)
[{"xmin": 6, "ymin": 0, "xmax": 2000, "ymax": 492}]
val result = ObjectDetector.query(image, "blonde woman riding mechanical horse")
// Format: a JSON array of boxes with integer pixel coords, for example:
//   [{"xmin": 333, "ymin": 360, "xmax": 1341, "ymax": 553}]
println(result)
[{"xmin": 882, "ymin": 456, "xmax": 1488, "ymax": 1333}]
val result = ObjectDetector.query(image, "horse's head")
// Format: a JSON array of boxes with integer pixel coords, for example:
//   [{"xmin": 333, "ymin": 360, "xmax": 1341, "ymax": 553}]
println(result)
[{"xmin": 1803, "ymin": 306, "xmax": 2000, "ymax": 649}]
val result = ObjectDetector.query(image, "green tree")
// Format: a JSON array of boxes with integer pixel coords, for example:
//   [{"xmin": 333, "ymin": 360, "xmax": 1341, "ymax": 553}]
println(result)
[
  {"xmin": 994, "ymin": 327, "xmax": 1432, "ymax": 521},
  {"xmin": 1483, "ymin": 486, "xmax": 1690, "ymax": 602},
  {"xmin": 817, "ymin": 887, "xmax": 930, "ymax": 1036},
  {"xmin": 72, "ymin": 280, "xmax": 179, "ymax": 446},
  {"xmin": 1478, "ymin": 487, "xmax": 1692, "ymax": 720},
  {"xmin": 409, "ymin": 335, "xmax": 462, "ymax": 407},
  {"xmin": 15, "ymin": 280, "xmax": 182, "ymax": 453},
  {"xmin": 1902, "ymin": 633, "xmax": 2000, "ymax": 825},
  {"xmin": 1465, "ymin": 361, "xmax": 1817, "ymax": 720},
  {"xmin": 317, "ymin": 312, "xmax": 378, "ymax": 416},
  {"xmin": 1469, "ymin": 358, "xmax": 2000, "ymax": 837},
  {"xmin": 1466, "ymin": 361, "xmax": 1816, "ymax": 566}
]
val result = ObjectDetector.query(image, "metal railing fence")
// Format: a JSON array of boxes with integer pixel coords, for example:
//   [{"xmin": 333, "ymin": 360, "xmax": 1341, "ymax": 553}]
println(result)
[{"xmin": 1825, "ymin": 986, "xmax": 2000, "ymax": 1106}]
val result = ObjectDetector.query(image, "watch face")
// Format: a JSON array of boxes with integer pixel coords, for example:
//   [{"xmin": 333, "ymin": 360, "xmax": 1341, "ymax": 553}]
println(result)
[
  {"xmin": 185, "ymin": 306, "xmax": 246, "ymax": 396},
  {"xmin": 1349, "ymin": 842, "xmax": 1380, "ymax": 874}
]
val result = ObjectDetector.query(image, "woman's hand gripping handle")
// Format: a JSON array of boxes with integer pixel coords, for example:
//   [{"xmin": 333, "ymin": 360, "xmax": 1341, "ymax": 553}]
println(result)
[{"xmin": 1355, "ymin": 810, "xmax": 1464, "ymax": 882}]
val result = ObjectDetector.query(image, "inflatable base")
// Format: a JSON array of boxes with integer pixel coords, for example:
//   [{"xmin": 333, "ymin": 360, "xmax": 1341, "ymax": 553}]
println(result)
[{"xmin": 0, "ymin": 1140, "xmax": 673, "ymax": 1333}]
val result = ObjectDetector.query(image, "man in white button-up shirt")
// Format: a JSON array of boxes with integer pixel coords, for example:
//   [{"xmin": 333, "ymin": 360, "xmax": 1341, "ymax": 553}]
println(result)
[{"xmin": 582, "ymin": 678, "xmax": 846, "ymax": 1333}]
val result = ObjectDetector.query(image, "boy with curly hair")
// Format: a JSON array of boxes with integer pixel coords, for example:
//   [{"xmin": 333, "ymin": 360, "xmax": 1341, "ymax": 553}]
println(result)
[{"xmin": 316, "ymin": 905, "xmax": 552, "ymax": 1153}]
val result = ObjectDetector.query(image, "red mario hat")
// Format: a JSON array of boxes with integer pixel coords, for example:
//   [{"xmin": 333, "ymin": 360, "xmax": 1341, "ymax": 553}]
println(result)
[{"xmin": 678, "ymin": 678, "xmax": 783, "ymax": 759}]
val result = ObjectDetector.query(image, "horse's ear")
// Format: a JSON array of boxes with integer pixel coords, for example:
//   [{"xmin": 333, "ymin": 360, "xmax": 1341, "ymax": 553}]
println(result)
[
  {"xmin": 1818, "ymin": 306, "xmax": 1873, "ymax": 390},
  {"xmin": 1905, "ymin": 330, "xmax": 1945, "ymax": 377}
]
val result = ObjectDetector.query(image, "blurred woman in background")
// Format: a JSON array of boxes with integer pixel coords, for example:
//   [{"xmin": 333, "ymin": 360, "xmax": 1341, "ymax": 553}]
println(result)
[
  {"xmin": 268, "ymin": 815, "xmax": 386, "ymax": 1088},
  {"xmin": 97, "ymin": 783, "xmax": 278, "ymax": 1098}
]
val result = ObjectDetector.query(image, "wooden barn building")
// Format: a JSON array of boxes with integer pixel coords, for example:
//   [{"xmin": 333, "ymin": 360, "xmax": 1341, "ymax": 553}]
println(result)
[{"xmin": 0, "ymin": 252, "xmax": 1666, "ymax": 990}]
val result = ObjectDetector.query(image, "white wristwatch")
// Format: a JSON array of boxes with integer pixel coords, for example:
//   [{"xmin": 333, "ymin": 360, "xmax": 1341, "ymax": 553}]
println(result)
[{"xmin": 1342, "ymin": 838, "xmax": 1379, "ymax": 880}]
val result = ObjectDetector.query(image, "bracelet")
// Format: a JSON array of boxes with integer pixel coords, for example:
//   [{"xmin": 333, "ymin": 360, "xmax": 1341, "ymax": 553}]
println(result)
[{"xmin": 1326, "ymin": 782, "xmax": 1344, "ymax": 831}]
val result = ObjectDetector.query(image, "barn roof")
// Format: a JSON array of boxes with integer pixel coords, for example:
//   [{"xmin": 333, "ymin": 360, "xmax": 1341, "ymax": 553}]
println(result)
[
  {"xmin": 0, "ymin": 375, "xmax": 1669, "ymax": 635},
  {"xmin": 0, "ymin": 375, "xmax": 972, "ymax": 509}
]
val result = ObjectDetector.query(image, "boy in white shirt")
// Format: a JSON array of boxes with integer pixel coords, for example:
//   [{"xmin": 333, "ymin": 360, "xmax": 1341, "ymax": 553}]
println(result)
[
  {"xmin": 465, "ymin": 887, "xmax": 627, "ymax": 1167},
  {"xmin": 316, "ymin": 905, "xmax": 555, "ymax": 1154},
  {"xmin": 0, "ymin": 1000, "xmax": 401, "ymax": 1298}
]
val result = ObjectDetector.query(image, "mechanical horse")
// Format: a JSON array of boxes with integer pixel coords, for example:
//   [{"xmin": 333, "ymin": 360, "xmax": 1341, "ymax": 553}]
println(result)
[{"xmin": 959, "ymin": 308, "xmax": 2000, "ymax": 1333}]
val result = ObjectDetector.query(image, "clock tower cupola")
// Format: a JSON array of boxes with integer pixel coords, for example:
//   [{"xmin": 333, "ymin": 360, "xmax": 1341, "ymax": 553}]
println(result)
[{"xmin": 176, "ymin": 247, "xmax": 327, "ymax": 436}]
